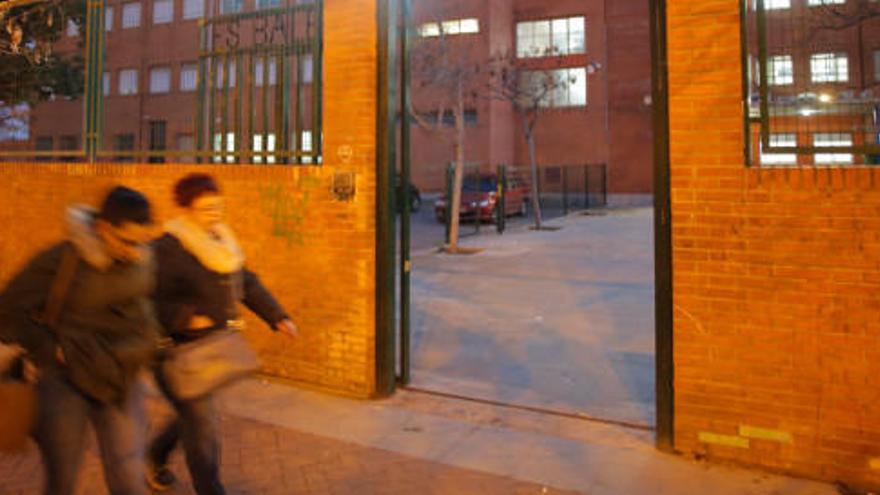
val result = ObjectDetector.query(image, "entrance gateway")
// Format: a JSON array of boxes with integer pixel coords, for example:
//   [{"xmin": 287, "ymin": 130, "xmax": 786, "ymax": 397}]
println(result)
[{"xmin": 373, "ymin": 0, "xmax": 674, "ymax": 451}]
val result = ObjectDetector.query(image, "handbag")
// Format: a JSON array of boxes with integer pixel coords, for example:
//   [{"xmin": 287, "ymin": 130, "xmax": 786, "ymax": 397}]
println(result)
[
  {"xmin": 0, "ymin": 358, "xmax": 37, "ymax": 453},
  {"xmin": 160, "ymin": 326, "xmax": 259, "ymax": 400}
]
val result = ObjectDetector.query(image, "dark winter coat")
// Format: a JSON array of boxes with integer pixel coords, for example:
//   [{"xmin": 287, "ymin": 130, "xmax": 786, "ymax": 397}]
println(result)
[
  {"xmin": 152, "ymin": 231, "xmax": 288, "ymax": 343},
  {"xmin": 0, "ymin": 207, "xmax": 160, "ymax": 405}
]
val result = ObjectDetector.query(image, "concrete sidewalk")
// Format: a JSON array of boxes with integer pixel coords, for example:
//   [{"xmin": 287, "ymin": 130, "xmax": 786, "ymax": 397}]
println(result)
[
  {"xmin": 410, "ymin": 208, "xmax": 656, "ymax": 426},
  {"xmin": 0, "ymin": 378, "xmax": 836, "ymax": 494}
]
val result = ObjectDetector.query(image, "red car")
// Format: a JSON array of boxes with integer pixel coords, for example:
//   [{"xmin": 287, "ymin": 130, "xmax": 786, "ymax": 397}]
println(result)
[{"xmin": 434, "ymin": 174, "xmax": 529, "ymax": 223}]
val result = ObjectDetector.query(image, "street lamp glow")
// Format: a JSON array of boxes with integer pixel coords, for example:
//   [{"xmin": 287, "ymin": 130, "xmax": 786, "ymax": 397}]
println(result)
[
  {"xmin": 799, "ymin": 108, "xmax": 815, "ymax": 117},
  {"xmin": 818, "ymin": 93, "xmax": 834, "ymax": 103}
]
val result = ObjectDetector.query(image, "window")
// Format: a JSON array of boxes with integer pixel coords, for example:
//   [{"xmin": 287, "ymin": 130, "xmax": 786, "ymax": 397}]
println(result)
[
  {"xmin": 517, "ymin": 16, "xmax": 585, "ymax": 58},
  {"xmin": 814, "ymin": 133, "xmax": 853, "ymax": 164},
  {"xmin": 808, "ymin": 0, "xmax": 845, "ymax": 5},
  {"xmin": 521, "ymin": 68, "xmax": 587, "ymax": 108},
  {"xmin": 220, "ymin": 0, "xmax": 242, "ymax": 14},
  {"xmin": 182, "ymin": 0, "xmax": 203, "ymax": 19},
  {"xmin": 103, "ymin": 72, "xmax": 111, "ymax": 96},
  {"xmin": 105, "ymin": 6, "xmax": 114, "ymax": 31},
  {"xmin": 302, "ymin": 55, "xmax": 313, "ymax": 84},
  {"xmin": 301, "ymin": 131, "xmax": 313, "ymax": 164},
  {"xmin": 256, "ymin": 0, "xmax": 281, "ymax": 9},
  {"xmin": 149, "ymin": 66, "xmax": 171, "ymax": 94},
  {"xmin": 875, "ymin": 50, "xmax": 880, "ymax": 82},
  {"xmin": 59, "ymin": 135, "xmax": 78, "ymax": 150},
  {"xmin": 760, "ymin": 133, "xmax": 798, "ymax": 166},
  {"xmin": 418, "ymin": 17, "xmax": 480, "ymax": 38},
  {"xmin": 252, "ymin": 133, "xmax": 277, "ymax": 163},
  {"xmin": 768, "ymin": 55, "xmax": 793, "ymax": 85},
  {"xmin": 148, "ymin": 120, "xmax": 166, "ymax": 163},
  {"xmin": 66, "ymin": 19, "xmax": 79, "ymax": 37},
  {"xmin": 153, "ymin": 0, "xmax": 173, "ymax": 24},
  {"xmin": 35, "ymin": 136, "xmax": 53, "ymax": 151},
  {"xmin": 177, "ymin": 134, "xmax": 195, "ymax": 162},
  {"xmin": 177, "ymin": 134, "xmax": 194, "ymax": 151},
  {"xmin": 115, "ymin": 133, "xmax": 135, "ymax": 161},
  {"xmin": 180, "ymin": 63, "xmax": 198, "ymax": 91},
  {"xmin": 810, "ymin": 52, "xmax": 848, "ymax": 82},
  {"xmin": 119, "ymin": 69, "xmax": 139, "ymax": 95},
  {"xmin": 254, "ymin": 58, "xmax": 277, "ymax": 87},
  {"xmin": 35, "ymin": 136, "xmax": 53, "ymax": 160},
  {"xmin": 765, "ymin": 0, "xmax": 791, "ymax": 9},
  {"xmin": 122, "ymin": 2, "xmax": 141, "ymax": 28},
  {"xmin": 216, "ymin": 60, "xmax": 236, "ymax": 88},
  {"xmin": 213, "ymin": 133, "xmax": 236, "ymax": 163}
]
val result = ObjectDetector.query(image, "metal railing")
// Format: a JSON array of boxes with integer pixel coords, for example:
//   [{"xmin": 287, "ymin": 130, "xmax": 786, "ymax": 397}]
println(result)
[
  {"xmin": 0, "ymin": 0, "xmax": 323, "ymax": 164},
  {"xmin": 742, "ymin": 0, "xmax": 880, "ymax": 165}
]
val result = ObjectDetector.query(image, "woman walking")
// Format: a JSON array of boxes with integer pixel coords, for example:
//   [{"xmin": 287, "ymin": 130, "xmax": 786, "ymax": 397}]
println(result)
[{"xmin": 147, "ymin": 173, "xmax": 297, "ymax": 495}]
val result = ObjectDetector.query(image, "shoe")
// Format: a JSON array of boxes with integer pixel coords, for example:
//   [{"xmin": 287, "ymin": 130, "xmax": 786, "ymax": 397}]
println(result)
[{"xmin": 146, "ymin": 463, "xmax": 176, "ymax": 492}]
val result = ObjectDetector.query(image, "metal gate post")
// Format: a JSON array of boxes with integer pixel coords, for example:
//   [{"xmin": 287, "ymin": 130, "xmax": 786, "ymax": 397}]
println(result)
[{"xmin": 496, "ymin": 164, "xmax": 506, "ymax": 234}]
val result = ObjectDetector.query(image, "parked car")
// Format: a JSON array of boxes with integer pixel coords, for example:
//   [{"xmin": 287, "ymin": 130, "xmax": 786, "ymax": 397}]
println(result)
[
  {"xmin": 396, "ymin": 179, "xmax": 422, "ymax": 213},
  {"xmin": 434, "ymin": 173, "xmax": 529, "ymax": 223}
]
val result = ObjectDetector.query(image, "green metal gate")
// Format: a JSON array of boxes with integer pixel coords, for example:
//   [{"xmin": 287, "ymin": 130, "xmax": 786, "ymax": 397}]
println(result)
[{"xmin": 195, "ymin": 1, "xmax": 323, "ymax": 164}]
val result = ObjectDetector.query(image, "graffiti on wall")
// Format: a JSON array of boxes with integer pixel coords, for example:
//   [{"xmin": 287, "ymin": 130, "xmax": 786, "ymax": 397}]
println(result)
[{"xmin": 258, "ymin": 175, "xmax": 321, "ymax": 245}]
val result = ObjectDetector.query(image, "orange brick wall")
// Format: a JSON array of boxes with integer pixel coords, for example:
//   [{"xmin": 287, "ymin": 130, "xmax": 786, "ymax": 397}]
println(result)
[
  {"xmin": 0, "ymin": 0, "xmax": 380, "ymax": 398},
  {"xmin": 669, "ymin": 1, "xmax": 880, "ymax": 487}
]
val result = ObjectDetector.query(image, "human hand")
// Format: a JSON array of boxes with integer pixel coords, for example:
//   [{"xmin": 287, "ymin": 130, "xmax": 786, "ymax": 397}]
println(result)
[
  {"xmin": 1, "ymin": 343, "xmax": 38, "ymax": 383},
  {"xmin": 275, "ymin": 319, "xmax": 299, "ymax": 338},
  {"xmin": 0, "ymin": 343, "xmax": 25, "ymax": 371}
]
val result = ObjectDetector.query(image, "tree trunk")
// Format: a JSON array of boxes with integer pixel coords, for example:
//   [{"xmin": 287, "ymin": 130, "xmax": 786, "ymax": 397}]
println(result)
[
  {"xmin": 447, "ymin": 81, "xmax": 466, "ymax": 252},
  {"xmin": 525, "ymin": 122, "xmax": 543, "ymax": 230}
]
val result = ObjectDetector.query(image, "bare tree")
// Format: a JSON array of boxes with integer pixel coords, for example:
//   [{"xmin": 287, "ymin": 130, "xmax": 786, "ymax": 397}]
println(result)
[
  {"xmin": 485, "ymin": 51, "xmax": 580, "ymax": 230},
  {"xmin": 0, "ymin": 0, "xmax": 84, "ymax": 127},
  {"xmin": 408, "ymin": 15, "xmax": 483, "ymax": 253}
]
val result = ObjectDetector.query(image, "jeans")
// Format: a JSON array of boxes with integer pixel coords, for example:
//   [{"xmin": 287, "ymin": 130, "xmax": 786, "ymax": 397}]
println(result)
[
  {"xmin": 148, "ymin": 370, "xmax": 225, "ymax": 495},
  {"xmin": 33, "ymin": 373, "xmax": 147, "ymax": 495}
]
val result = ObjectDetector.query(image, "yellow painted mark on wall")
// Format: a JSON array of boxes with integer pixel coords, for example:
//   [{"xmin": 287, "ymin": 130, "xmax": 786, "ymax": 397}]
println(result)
[
  {"xmin": 739, "ymin": 425, "xmax": 793, "ymax": 444},
  {"xmin": 698, "ymin": 432, "xmax": 750, "ymax": 449},
  {"xmin": 869, "ymin": 458, "xmax": 880, "ymax": 470}
]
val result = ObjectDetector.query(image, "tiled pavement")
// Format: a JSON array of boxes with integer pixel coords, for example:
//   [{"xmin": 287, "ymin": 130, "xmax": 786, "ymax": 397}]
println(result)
[{"xmin": 0, "ymin": 408, "xmax": 578, "ymax": 495}]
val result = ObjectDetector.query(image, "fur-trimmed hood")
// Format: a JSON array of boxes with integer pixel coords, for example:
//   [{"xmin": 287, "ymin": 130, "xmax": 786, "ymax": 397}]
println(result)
[
  {"xmin": 66, "ymin": 205, "xmax": 116, "ymax": 270},
  {"xmin": 164, "ymin": 216, "xmax": 244, "ymax": 274},
  {"xmin": 66, "ymin": 205, "xmax": 152, "ymax": 271}
]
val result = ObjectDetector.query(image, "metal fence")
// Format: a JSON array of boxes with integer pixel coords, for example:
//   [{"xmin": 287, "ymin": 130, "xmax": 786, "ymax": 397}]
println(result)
[
  {"xmin": 742, "ymin": 0, "xmax": 880, "ymax": 166},
  {"xmin": 0, "ymin": 0, "xmax": 323, "ymax": 164}
]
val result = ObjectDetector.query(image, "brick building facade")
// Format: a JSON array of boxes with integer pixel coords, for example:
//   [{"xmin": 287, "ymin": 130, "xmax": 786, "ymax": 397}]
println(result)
[
  {"xmin": 4, "ymin": 0, "xmax": 654, "ymax": 204},
  {"xmin": 409, "ymin": 0, "xmax": 653, "ymax": 204}
]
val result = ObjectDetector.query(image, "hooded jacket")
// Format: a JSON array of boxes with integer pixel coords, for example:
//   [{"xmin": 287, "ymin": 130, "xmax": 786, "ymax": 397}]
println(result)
[
  {"xmin": 0, "ymin": 206, "xmax": 160, "ymax": 405},
  {"xmin": 153, "ymin": 216, "xmax": 288, "ymax": 343}
]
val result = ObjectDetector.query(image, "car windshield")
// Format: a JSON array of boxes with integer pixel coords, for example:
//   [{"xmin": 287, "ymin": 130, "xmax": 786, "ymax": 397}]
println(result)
[{"xmin": 463, "ymin": 177, "xmax": 497, "ymax": 192}]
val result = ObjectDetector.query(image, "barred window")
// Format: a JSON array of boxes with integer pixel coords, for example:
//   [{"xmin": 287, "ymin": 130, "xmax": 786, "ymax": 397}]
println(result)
[
  {"xmin": 119, "ymin": 69, "xmax": 139, "ymax": 95},
  {"xmin": 743, "ymin": 0, "xmax": 878, "ymax": 167},
  {"xmin": 768, "ymin": 55, "xmax": 793, "ymax": 85},
  {"xmin": 810, "ymin": 53, "xmax": 848, "ymax": 83},
  {"xmin": 813, "ymin": 133, "xmax": 853, "ymax": 165},
  {"xmin": 180, "ymin": 63, "xmax": 198, "ymax": 92},
  {"xmin": 122, "ymin": 2, "xmax": 141, "ymax": 28}
]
